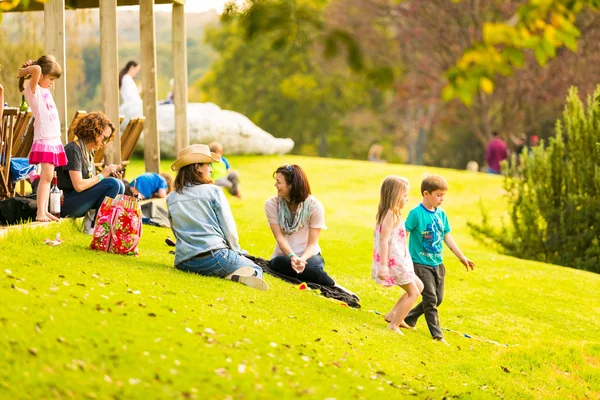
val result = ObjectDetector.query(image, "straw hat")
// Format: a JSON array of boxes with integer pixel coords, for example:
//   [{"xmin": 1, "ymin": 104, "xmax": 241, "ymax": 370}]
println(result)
[{"xmin": 170, "ymin": 144, "xmax": 222, "ymax": 171}]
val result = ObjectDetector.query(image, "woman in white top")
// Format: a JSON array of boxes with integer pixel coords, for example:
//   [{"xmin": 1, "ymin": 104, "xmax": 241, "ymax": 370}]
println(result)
[
  {"xmin": 119, "ymin": 61, "xmax": 143, "ymax": 125},
  {"xmin": 264, "ymin": 164, "xmax": 335, "ymax": 286}
]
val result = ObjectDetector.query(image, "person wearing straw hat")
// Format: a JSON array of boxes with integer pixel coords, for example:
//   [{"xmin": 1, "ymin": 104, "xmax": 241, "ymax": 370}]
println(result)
[{"xmin": 167, "ymin": 144, "xmax": 267, "ymax": 290}]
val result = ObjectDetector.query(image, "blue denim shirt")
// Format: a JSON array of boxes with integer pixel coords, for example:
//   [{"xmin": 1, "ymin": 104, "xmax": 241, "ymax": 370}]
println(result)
[{"xmin": 167, "ymin": 184, "xmax": 240, "ymax": 266}]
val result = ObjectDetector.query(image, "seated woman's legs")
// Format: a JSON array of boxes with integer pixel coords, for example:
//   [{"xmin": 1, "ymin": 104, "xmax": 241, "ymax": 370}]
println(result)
[
  {"xmin": 269, "ymin": 254, "xmax": 335, "ymax": 286},
  {"xmin": 269, "ymin": 255, "xmax": 297, "ymax": 277},
  {"xmin": 61, "ymin": 177, "xmax": 125, "ymax": 218},
  {"xmin": 302, "ymin": 254, "xmax": 335, "ymax": 286}
]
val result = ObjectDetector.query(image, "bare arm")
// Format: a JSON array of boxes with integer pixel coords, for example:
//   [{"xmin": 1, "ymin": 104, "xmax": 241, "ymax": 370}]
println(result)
[
  {"xmin": 444, "ymin": 233, "xmax": 475, "ymax": 271},
  {"xmin": 68, "ymin": 165, "xmax": 116, "ymax": 192},
  {"xmin": 377, "ymin": 210, "xmax": 395, "ymax": 279},
  {"xmin": 299, "ymin": 227, "xmax": 321, "ymax": 262},
  {"xmin": 18, "ymin": 63, "xmax": 41, "ymax": 94},
  {"xmin": 154, "ymin": 188, "xmax": 167, "ymax": 198},
  {"xmin": 268, "ymin": 223, "xmax": 295, "ymax": 256}
]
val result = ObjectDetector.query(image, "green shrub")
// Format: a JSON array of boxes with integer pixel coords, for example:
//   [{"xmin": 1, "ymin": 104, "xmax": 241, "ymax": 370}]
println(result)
[{"xmin": 470, "ymin": 86, "xmax": 600, "ymax": 272}]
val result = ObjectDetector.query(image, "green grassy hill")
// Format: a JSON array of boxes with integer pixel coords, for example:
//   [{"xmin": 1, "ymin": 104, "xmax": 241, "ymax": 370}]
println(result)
[{"xmin": 1, "ymin": 156, "xmax": 598, "ymax": 399}]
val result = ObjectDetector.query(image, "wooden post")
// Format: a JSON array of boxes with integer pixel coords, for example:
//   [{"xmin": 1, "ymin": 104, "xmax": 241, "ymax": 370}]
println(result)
[
  {"xmin": 100, "ymin": 0, "xmax": 121, "ymax": 164},
  {"xmin": 44, "ymin": 0, "xmax": 67, "ymax": 144},
  {"xmin": 140, "ymin": 0, "xmax": 160, "ymax": 173},
  {"xmin": 172, "ymin": 2, "xmax": 189, "ymax": 152}
]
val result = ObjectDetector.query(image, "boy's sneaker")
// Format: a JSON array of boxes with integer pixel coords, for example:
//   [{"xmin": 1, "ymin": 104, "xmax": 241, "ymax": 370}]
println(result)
[{"xmin": 82, "ymin": 209, "xmax": 96, "ymax": 235}]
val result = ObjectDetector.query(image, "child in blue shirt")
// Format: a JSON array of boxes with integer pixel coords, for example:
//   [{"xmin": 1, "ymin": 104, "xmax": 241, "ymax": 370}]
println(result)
[
  {"xmin": 209, "ymin": 141, "xmax": 242, "ymax": 198},
  {"xmin": 125, "ymin": 172, "xmax": 173, "ymax": 200},
  {"xmin": 400, "ymin": 174, "xmax": 475, "ymax": 345}
]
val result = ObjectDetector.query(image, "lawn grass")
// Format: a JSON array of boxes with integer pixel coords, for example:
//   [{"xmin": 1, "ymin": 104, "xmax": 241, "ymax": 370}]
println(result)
[{"xmin": 1, "ymin": 155, "xmax": 599, "ymax": 399}]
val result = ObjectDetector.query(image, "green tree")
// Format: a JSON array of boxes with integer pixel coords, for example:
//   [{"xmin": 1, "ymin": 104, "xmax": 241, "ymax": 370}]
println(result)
[
  {"xmin": 445, "ymin": 0, "xmax": 600, "ymax": 104},
  {"xmin": 470, "ymin": 86, "xmax": 600, "ymax": 272},
  {"xmin": 200, "ymin": 0, "xmax": 381, "ymax": 157}
]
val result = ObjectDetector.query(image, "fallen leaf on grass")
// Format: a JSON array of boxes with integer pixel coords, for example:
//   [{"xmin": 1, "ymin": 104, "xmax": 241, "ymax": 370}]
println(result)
[
  {"xmin": 148, "ymin": 313, "xmax": 156, "ymax": 317},
  {"xmin": 28, "ymin": 348, "xmax": 38, "ymax": 356},
  {"xmin": 214, "ymin": 368, "xmax": 228, "ymax": 377},
  {"xmin": 501, "ymin": 366, "xmax": 510, "ymax": 373},
  {"xmin": 11, "ymin": 284, "xmax": 28, "ymax": 295}
]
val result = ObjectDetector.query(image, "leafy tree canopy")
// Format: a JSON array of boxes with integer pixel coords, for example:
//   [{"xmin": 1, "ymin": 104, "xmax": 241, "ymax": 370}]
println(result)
[
  {"xmin": 445, "ymin": 0, "xmax": 600, "ymax": 105},
  {"xmin": 231, "ymin": 0, "xmax": 600, "ymax": 105}
]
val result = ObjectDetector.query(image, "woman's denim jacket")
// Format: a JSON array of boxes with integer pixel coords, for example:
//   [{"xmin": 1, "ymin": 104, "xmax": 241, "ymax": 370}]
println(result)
[{"xmin": 167, "ymin": 184, "xmax": 240, "ymax": 266}]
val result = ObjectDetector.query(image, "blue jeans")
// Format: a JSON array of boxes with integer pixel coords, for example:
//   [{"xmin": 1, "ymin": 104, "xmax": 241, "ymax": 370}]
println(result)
[
  {"xmin": 176, "ymin": 248, "xmax": 263, "ymax": 278},
  {"xmin": 61, "ymin": 177, "xmax": 125, "ymax": 219}
]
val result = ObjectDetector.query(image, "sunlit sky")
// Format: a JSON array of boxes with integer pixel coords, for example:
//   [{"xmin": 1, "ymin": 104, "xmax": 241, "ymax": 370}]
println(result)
[{"xmin": 123, "ymin": 1, "xmax": 244, "ymax": 14}]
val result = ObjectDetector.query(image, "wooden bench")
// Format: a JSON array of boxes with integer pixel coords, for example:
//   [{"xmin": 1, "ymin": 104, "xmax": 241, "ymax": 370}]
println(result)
[
  {"xmin": 94, "ymin": 116, "xmax": 145, "ymax": 173},
  {"xmin": 11, "ymin": 110, "xmax": 34, "ymax": 158},
  {"xmin": 67, "ymin": 110, "xmax": 87, "ymax": 143}
]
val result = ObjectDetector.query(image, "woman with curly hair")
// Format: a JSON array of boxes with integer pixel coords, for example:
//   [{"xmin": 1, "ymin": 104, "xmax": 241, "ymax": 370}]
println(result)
[{"xmin": 56, "ymin": 111, "xmax": 124, "ymax": 233}]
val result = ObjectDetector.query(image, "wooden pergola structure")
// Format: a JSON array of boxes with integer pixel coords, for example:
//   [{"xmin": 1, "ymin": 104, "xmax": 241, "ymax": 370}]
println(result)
[{"xmin": 3, "ymin": 0, "xmax": 190, "ymax": 172}]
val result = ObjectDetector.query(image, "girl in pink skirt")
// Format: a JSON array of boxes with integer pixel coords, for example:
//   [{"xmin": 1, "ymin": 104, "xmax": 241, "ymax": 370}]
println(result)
[
  {"xmin": 18, "ymin": 55, "xmax": 67, "ymax": 222},
  {"xmin": 372, "ymin": 176, "xmax": 424, "ymax": 334}
]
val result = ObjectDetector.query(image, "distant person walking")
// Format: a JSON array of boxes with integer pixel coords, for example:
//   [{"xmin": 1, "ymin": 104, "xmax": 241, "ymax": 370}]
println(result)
[
  {"xmin": 368, "ymin": 143, "xmax": 386, "ymax": 163},
  {"xmin": 485, "ymin": 131, "xmax": 508, "ymax": 174},
  {"xmin": 119, "ymin": 60, "xmax": 143, "ymax": 127}
]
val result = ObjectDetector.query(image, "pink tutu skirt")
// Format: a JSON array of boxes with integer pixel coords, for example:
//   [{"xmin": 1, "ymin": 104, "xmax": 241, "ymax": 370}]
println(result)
[{"xmin": 29, "ymin": 139, "xmax": 67, "ymax": 167}]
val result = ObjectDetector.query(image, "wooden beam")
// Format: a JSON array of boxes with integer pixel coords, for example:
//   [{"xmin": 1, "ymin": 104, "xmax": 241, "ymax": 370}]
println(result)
[
  {"xmin": 172, "ymin": 2, "xmax": 188, "ymax": 153},
  {"xmin": 3, "ymin": 0, "xmax": 183, "ymax": 12},
  {"xmin": 100, "ymin": 0, "xmax": 121, "ymax": 164},
  {"xmin": 140, "ymin": 0, "xmax": 160, "ymax": 173},
  {"xmin": 44, "ymin": 0, "xmax": 68, "ymax": 143}
]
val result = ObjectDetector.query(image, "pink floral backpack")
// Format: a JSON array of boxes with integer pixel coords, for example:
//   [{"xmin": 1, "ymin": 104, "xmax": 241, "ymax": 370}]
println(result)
[{"xmin": 90, "ymin": 195, "xmax": 142, "ymax": 255}]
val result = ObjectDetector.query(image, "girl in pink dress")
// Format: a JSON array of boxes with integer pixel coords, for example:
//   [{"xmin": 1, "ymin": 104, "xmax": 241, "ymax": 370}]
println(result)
[
  {"xmin": 372, "ymin": 176, "xmax": 423, "ymax": 334},
  {"xmin": 18, "ymin": 55, "xmax": 67, "ymax": 222}
]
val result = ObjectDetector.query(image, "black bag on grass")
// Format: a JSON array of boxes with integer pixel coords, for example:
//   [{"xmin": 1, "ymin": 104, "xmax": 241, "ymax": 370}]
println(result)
[{"xmin": 0, "ymin": 195, "xmax": 37, "ymax": 225}]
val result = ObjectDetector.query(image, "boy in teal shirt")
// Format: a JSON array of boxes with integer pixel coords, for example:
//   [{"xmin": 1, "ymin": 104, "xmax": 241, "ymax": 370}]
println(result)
[{"xmin": 402, "ymin": 174, "xmax": 475, "ymax": 345}]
